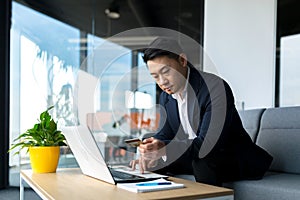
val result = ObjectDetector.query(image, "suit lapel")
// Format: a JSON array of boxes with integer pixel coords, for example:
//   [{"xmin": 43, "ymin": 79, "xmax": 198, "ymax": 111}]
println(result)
[
  {"xmin": 187, "ymin": 86, "xmax": 200, "ymax": 134},
  {"xmin": 165, "ymin": 96, "xmax": 180, "ymax": 130},
  {"xmin": 187, "ymin": 67, "xmax": 201, "ymax": 134},
  {"xmin": 162, "ymin": 67, "xmax": 203, "ymax": 137}
]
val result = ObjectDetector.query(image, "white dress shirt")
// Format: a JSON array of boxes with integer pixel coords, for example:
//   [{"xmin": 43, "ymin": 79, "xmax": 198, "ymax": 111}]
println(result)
[
  {"xmin": 160, "ymin": 68, "xmax": 196, "ymax": 162},
  {"xmin": 172, "ymin": 67, "xmax": 197, "ymax": 139}
]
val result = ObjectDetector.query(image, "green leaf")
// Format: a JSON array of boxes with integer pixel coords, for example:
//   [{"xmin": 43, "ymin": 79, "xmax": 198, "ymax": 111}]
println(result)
[{"xmin": 8, "ymin": 105, "xmax": 66, "ymax": 155}]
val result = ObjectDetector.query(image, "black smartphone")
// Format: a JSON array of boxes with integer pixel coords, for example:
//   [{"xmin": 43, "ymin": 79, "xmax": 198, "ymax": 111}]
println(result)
[{"xmin": 124, "ymin": 138, "xmax": 142, "ymax": 147}]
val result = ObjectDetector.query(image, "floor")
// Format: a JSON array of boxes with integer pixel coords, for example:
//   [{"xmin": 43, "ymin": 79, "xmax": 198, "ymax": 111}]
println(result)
[
  {"xmin": 1, "ymin": 155, "xmax": 79, "ymax": 200},
  {"xmin": 2, "ymin": 145, "xmax": 131, "ymax": 200},
  {"xmin": 0, "ymin": 187, "xmax": 41, "ymax": 200}
]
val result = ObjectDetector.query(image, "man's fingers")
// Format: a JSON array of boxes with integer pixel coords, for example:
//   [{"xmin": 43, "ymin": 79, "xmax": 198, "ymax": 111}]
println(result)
[
  {"xmin": 140, "ymin": 138, "xmax": 165, "ymax": 151},
  {"xmin": 130, "ymin": 159, "xmax": 139, "ymax": 171},
  {"xmin": 147, "ymin": 159, "xmax": 158, "ymax": 168},
  {"xmin": 142, "ymin": 137, "xmax": 154, "ymax": 144},
  {"xmin": 133, "ymin": 138, "xmax": 165, "ymax": 174},
  {"xmin": 138, "ymin": 146, "xmax": 146, "ymax": 153},
  {"xmin": 139, "ymin": 157, "xmax": 146, "ymax": 174}
]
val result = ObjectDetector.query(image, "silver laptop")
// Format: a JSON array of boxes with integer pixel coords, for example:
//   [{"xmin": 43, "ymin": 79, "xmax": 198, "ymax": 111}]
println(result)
[{"xmin": 62, "ymin": 125, "xmax": 167, "ymax": 184}]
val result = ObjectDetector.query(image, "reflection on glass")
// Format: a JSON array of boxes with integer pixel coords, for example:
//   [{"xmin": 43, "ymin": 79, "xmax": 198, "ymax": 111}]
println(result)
[
  {"xmin": 10, "ymin": 2, "xmax": 80, "ymax": 186},
  {"xmin": 10, "ymin": 1, "xmax": 157, "ymax": 187}
]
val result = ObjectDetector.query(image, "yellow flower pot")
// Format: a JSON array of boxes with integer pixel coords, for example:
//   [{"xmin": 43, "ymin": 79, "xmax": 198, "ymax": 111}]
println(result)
[{"xmin": 29, "ymin": 146, "xmax": 60, "ymax": 173}]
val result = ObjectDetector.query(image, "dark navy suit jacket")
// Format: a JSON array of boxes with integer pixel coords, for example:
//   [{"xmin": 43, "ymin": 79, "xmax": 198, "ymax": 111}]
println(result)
[{"xmin": 153, "ymin": 66, "xmax": 273, "ymax": 181}]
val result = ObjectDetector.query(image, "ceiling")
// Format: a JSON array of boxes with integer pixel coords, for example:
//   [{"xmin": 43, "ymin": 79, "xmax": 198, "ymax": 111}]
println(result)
[
  {"xmin": 14, "ymin": 0, "xmax": 300, "ymax": 47},
  {"xmin": 16, "ymin": 0, "xmax": 203, "ymax": 43}
]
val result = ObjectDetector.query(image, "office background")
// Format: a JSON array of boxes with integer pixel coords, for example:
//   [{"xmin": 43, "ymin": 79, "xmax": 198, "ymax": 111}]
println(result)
[{"xmin": 2, "ymin": 0, "xmax": 300, "ymax": 190}]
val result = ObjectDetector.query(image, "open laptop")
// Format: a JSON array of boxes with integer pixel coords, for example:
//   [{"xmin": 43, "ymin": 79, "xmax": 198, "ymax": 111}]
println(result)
[{"xmin": 62, "ymin": 125, "xmax": 167, "ymax": 184}]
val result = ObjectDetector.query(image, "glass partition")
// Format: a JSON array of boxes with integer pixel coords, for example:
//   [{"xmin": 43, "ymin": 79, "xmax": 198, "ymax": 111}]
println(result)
[
  {"xmin": 9, "ymin": 2, "xmax": 80, "ymax": 186},
  {"xmin": 10, "ymin": 1, "xmax": 157, "ymax": 186}
]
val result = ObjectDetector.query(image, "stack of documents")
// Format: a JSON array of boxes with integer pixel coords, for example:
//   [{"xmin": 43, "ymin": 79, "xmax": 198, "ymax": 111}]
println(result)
[{"xmin": 117, "ymin": 178, "xmax": 185, "ymax": 193}]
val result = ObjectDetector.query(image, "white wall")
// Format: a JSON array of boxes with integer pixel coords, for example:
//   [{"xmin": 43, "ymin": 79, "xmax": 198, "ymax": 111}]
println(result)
[{"xmin": 203, "ymin": 0, "xmax": 277, "ymax": 109}]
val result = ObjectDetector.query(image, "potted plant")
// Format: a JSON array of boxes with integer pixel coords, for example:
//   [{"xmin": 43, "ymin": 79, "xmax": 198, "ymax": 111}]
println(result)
[{"xmin": 8, "ymin": 105, "xmax": 67, "ymax": 173}]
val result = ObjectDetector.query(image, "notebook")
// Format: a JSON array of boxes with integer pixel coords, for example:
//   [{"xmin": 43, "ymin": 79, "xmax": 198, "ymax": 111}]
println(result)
[
  {"xmin": 62, "ymin": 125, "xmax": 167, "ymax": 185},
  {"xmin": 117, "ymin": 178, "xmax": 185, "ymax": 193}
]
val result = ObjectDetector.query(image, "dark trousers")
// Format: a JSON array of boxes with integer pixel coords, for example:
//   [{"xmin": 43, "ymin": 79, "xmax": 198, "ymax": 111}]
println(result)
[{"xmin": 152, "ymin": 152, "xmax": 241, "ymax": 186}]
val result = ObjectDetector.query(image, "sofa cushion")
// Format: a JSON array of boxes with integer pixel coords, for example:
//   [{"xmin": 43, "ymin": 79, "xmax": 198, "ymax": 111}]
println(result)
[
  {"xmin": 238, "ymin": 108, "xmax": 265, "ymax": 142},
  {"xmin": 256, "ymin": 106, "xmax": 300, "ymax": 174},
  {"xmin": 224, "ymin": 172, "xmax": 300, "ymax": 200}
]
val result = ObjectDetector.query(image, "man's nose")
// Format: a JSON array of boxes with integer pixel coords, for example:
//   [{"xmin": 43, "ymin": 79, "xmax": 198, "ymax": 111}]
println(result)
[{"xmin": 158, "ymin": 75, "xmax": 168, "ymax": 85}]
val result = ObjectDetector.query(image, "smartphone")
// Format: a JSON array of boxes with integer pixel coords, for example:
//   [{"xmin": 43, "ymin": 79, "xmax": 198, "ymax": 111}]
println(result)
[{"xmin": 124, "ymin": 138, "xmax": 142, "ymax": 147}]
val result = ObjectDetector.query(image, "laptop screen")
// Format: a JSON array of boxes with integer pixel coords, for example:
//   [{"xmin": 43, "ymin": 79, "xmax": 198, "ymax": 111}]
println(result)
[{"xmin": 62, "ymin": 125, "xmax": 166, "ymax": 184}]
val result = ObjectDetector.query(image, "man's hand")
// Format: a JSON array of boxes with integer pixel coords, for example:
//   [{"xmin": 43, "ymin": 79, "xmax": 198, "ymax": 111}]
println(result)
[{"xmin": 130, "ymin": 137, "xmax": 166, "ymax": 173}]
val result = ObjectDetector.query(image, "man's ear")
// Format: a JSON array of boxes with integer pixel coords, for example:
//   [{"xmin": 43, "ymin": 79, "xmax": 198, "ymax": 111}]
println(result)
[{"xmin": 178, "ymin": 53, "xmax": 188, "ymax": 67}]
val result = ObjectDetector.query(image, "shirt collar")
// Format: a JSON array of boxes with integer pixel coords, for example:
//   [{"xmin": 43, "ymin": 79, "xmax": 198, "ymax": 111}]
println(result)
[{"xmin": 172, "ymin": 67, "xmax": 190, "ymax": 100}]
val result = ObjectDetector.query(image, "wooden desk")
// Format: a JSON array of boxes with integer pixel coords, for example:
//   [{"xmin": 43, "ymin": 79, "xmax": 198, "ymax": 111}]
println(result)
[{"xmin": 20, "ymin": 168, "xmax": 233, "ymax": 200}]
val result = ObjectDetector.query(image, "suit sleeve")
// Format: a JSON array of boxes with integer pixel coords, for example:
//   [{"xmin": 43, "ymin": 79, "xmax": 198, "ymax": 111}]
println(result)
[
  {"xmin": 153, "ymin": 93, "xmax": 179, "ymax": 144},
  {"xmin": 153, "ymin": 93, "xmax": 193, "ymax": 164}
]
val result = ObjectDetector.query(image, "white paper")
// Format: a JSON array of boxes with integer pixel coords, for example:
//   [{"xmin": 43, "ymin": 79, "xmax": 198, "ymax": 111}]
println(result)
[{"xmin": 117, "ymin": 178, "xmax": 185, "ymax": 193}]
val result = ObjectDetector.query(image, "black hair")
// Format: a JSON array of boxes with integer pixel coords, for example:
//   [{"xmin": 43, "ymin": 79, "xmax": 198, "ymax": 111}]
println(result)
[{"xmin": 142, "ymin": 37, "xmax": 184, "ymax": 64}]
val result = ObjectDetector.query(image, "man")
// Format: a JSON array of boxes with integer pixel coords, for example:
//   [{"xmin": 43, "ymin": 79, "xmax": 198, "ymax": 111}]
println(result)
[{"xmin": 130, "ymin": 37, "xmax": 273, "ymax": 186}]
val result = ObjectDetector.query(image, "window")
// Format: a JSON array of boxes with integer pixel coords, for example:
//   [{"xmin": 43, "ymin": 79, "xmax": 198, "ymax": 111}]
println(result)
[
  {"xmin": 10, "ymin": 2, "xmax": 81, "ymax": 186},
  {"xmin": 137, "ymin": 53, "xmax": 158, "ymax": 132},
  {"xmin": 280, "ymin": 34, "xmax": 300, "ymax": 106},
  {"xmin": 10, "ymin": 2, "xmax": 157, "ymax": 186}
]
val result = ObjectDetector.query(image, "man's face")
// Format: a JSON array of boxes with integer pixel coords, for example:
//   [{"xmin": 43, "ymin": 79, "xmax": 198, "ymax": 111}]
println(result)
[{"xmin": 147, "ymin": 55, "xmax": 188, "ymax": 95}]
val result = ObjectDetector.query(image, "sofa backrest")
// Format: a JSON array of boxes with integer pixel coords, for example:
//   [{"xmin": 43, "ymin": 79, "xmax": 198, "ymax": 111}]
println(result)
[
  {"xmin": 238, "ymin": 108, "xmax": 265, "ymax": 142},
  {"xmin": 256, "ymin": 106, "xmax": 300, "ymax": 174}
]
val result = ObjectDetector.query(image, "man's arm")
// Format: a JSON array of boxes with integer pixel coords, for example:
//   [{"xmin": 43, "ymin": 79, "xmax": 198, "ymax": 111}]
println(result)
[{"xmin": 154, "ymin": 75, "xmax": 236, "ymax": 164}]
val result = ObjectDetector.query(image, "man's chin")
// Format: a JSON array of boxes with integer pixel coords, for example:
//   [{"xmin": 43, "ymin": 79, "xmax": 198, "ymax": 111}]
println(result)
[{"xmin": 165, "ymin": 90, "xmax": 174, "ymax": 94}]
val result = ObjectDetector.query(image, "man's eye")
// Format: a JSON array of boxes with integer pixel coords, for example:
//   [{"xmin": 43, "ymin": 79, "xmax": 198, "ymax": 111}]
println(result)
[{"xmin": 162, "ymin": 69, "xmax": 169, "ymax": 74}]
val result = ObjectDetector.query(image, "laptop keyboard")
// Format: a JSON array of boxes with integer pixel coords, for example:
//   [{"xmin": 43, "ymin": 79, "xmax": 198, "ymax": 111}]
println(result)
[{"xmin": 110, "ymin": 169, "xmax": 144, "ymax": 180}]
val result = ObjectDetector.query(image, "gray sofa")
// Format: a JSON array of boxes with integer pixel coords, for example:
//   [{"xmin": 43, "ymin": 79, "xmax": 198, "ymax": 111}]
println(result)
[
  {"xmin": 223, "ymin": 106, "xmax": 300, "ymax": 200},
  {"xmin": 175, "ymin": 106, "xmax": 300, "ymax": 200}
]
